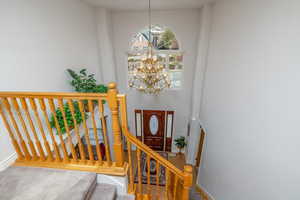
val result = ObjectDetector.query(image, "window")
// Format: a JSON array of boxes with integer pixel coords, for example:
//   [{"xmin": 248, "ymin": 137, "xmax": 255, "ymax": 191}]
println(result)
[{"xmin": 128, "ymin": 25, "xmax": 183, "ymax": 89}]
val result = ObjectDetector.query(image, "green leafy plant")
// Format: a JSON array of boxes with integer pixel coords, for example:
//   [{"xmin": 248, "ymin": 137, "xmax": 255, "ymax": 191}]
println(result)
[
  {"xmin": 67, "ymin": 69, "xmax": 108, "ymax": 93},
  {"xmin": 50, "ymin": 102, "xmax": 86, "ymax": 134},
  {"xmin": 50, "ymin": 69, "xmax": 107, "ymax": 134},
  {"xmin": 174, "ymin": 136, "xmax": 187, "ymax": 154},
  {"xmin": 158, "ymin": 29, "xmax": 176, "ymax": 50}
]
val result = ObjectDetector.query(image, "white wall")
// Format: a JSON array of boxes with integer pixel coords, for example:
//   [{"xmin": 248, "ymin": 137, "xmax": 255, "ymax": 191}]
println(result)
[
  {"xmin": 199, "ymin": 1, "xmax": 300, "ymax": 199},
  {"xmin": 95, "ymin": 8, "xmax": 117, "ymax": 84},
  {"xmin": 0, "ymin": 0, "xmax": 100, "ymax": 165},
  {"xmin": 186, "ymin": 4, "xmax": 212, "ymax": 165},
  {"xmin": 111, "ymin": 9, "xmax": 200, "ymax": 151}
]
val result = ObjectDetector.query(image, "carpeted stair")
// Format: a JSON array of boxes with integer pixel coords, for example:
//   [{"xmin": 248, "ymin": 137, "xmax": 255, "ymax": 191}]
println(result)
[
  {"xmin": 0, "ymin": 166, "xmax": 134, "ymax": 200},
  {"xmin": 89, "ymin": 184, "xmax": 116, "ymax": 200},
  {"xmin": 0, "ymin": 166, "xmax": 97, "ymax": 200}
]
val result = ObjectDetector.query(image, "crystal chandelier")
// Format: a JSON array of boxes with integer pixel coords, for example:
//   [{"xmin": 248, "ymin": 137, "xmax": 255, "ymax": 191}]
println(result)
[{"xmin": 128, "ymin": 0, "xmax": 171, "ymax": 94}]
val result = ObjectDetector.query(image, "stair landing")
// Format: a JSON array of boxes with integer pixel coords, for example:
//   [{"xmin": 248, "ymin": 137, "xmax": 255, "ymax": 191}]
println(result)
[{"xmin": 0, "ymin": 166, "xmax": 97, "ymax": 200}]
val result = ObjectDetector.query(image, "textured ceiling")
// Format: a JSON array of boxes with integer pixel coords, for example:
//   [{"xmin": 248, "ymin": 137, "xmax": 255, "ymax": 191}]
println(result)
[{"xmin": 83, "ymin": 0, "xmax": 213, "ymax": 10}]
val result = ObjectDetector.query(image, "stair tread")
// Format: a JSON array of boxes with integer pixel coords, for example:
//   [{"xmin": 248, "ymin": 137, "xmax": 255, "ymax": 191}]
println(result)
[
  {"xmin": 0, "ymin": 166, "xmax": 97, "ymax": 200},
  {"xmin": 89, "ymin": 184, "xmax": 117, "ymax": 200}
]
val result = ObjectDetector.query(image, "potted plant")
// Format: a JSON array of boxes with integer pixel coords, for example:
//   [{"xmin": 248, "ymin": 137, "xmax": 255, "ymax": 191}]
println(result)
[
  {"xmin": 50, "ymin": 101, "xmax": 85, "ymax": 134},
  {"xmin": 174, "ymin": 136, "xmax": 187, "ymax": 155},
  {"xmin": 50, "ymin": 69, "xmax": 107, "ymax": 134},
  {"xmin": 67, "ymin": 69, "xmax": 107, "ymax": 94}
]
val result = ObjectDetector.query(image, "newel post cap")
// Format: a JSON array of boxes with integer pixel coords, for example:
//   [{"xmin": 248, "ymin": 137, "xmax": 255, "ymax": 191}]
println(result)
[
  {"xmin": 184, "ymin": 165, "xmax": 193, "ymax": 173},
  {"xmin": 108, "ymin": 82, "xmax": 117, "ymax": 90}
]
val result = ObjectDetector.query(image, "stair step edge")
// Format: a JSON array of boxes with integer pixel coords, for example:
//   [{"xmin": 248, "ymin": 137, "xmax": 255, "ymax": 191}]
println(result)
[{"xmin": 89, "ymin": 184, "xmax": 117, "ymax": 200}]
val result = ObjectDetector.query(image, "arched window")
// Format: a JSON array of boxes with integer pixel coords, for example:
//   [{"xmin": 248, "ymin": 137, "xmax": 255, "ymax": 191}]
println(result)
[{"xmin": 128, "ymin": 25, "xmax": 183, "ymax": 89}]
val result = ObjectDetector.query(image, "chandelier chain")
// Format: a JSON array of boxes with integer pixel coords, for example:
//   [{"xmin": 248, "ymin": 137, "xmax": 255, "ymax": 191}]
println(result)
[{"xmin": 148, "ymin": 0, "xmax": 152, "ymax": 52}]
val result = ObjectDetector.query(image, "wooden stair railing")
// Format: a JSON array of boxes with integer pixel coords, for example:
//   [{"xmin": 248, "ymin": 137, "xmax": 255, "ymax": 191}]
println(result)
[
  {"xmin": 0, "ymin": 91, "xmax": 127, "ymax": 176},
  {"xmin": 0, "ymin": 83, "xmax": 192, "ymax": 200},
  {"xmin": 114, "ymin": 83, "xmax": 193, "ymax": 200}
]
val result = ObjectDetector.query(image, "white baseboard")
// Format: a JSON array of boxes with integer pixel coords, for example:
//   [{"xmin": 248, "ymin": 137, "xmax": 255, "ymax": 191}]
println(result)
[
  {"xmin": 0, "ymin": 153, "xmax": 17, "ymax": 171},
  {"xmin": 201, "ymin": 184, "xmax": 216, "ymax": 200},
  {"xmin": 196, "ymin": 184, "xmax": 216, "ymax": 200}
]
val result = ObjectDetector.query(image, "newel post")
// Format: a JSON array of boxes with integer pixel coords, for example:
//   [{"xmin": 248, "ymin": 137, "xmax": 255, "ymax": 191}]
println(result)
[
  {"xmin": 107, "ymin": 82, "xmax": 124, "ymax": 167},
  {"xmin": 182, "ymin": 165, "xmax": 193, "ymax": 200}
]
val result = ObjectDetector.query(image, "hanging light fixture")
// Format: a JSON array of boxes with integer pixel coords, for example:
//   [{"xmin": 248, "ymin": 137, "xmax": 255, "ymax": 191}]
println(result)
[{"xmin": 128, "ymin": 0, "xmax": 171, "ymax": 94}]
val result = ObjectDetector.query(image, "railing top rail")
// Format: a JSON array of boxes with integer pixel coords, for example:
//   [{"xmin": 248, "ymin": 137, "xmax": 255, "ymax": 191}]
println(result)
[
  {"xmin": 0, "ymin": 91, "xmax": 108, "ymax": 98},
  {"xmin": 125, "ymin": 130, "xmax": 185, "ymax": 179},
  {"xmin": 0, "ymin": 86, "xmax": 186, "ymax": 179},
  {"xmin": 117, "ymin": 94, "xmax": 185, "ymax": 179}
]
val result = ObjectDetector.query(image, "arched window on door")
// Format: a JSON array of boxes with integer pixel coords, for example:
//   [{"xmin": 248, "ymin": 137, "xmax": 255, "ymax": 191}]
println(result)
[{"xmin": 128, "ymin": 25, "xmax": 183, "ymax": 89}]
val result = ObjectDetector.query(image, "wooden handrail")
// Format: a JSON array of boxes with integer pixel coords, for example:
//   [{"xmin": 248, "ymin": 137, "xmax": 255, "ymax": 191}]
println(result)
[
  {"xmin": 127, "ymin": 130, "xmax": 184, "ymax": 178},
  {"xmin": 0, "ymin": 91, "xmax": 127, "ymax": 176},
  {"xmin": 0, "ymin": 83, "xmax": 193, "ymax": 199},
  {"xmin": 117, "ymin": 89, "xmax": 193, "ymax": 199},
  {"xmin": 118, "ymin": 95, "xmax": 184, "ymax": 178},
  {"xmin": 0, "ymin": 92, "xmax": 107, "ymax": 98}
]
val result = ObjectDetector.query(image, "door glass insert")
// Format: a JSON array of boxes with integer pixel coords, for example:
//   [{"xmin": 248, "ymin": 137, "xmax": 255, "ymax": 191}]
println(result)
[{"xmin": 149, "ymin": 115, "xmax": 159, "ymax": 135}]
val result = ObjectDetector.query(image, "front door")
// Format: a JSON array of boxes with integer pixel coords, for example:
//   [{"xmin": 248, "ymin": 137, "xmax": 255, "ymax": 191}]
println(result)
[{"xmin": 143, "ymin": 110, "xmax": 165, "ymax": 151}]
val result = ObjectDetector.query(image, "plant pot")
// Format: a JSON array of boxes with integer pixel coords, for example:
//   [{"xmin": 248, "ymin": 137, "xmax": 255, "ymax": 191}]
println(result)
[{"xmin": 176, "ymin": 148, "xmax": 183, "ymax": 155}]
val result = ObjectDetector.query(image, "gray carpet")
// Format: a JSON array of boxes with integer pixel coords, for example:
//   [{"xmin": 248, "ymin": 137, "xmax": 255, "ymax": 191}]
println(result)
[
  {"xmin": 89, "ymin": 184, "xmax": 116, "ymax": 200},
  {"xmin": 0, "ymin": 166, "xmax": 97, "ymax": 200}
]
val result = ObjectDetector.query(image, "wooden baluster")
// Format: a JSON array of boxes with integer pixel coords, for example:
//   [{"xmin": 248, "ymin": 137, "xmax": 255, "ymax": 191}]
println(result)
[
  {"xmin": 156, "ymin": 162, "xmax": 160, "ymax": 199},
  {"xmin": 137, "ymin": 149, "xmax": 142, "ymax": 196},
  {"xmin": 67, "ymin": 100, "xmax": 86, "ymax": 161},
  {"xmin": 118, "ymin": 96, "xmax": 126, "ymax": 127},
  {"xmin": 147, "ymin": 155, "xmax": 151, "ymax": 195},
  {"xmin": 2, "ymin": 98, "xmax": 31, "ymax": 160},
  {"xmin": 119, "ymin": 96, "xmax": 129, "ymax": 139},
  {"xmin": 78, "ymin": 100, "xmax": 94, "ymax": 162},
  {"xmin": 48, "ymin": 98, "xmax": 69, "ymax": 163},
  {"xmin": 126, "ymin": 141, "xmax": 134, "ymax": 193},
  {"xmin": 88, "ymin": 100, "xmax": 102, "ymax": 163},
  {"xmin": 29, "ymin": 98, "xmax": 53, "ymax": 161},
  {"xmin": 38, "ymin": 98, "xmax": 61, "ymax": 162},
  {"xmin": 20, "ymin": 98, "xmax": 46, "ymax": 160},
  {"xmin": 173, "ymin": 176, "xmax": 179, "ymax": 200},
  {"xmin": 107, "ymin": 83, "xmax": 124, "ymax": 167},
  {"xmin": 165, "ymin": 169, "xmax": 170, "ymax": 199},
  {"xmin": 181, "ymin": 165, "xmax": 193, "ymax": 200},
  {"xmin": 0, "ymin": 102, "xmax": 24, "ymax": 160},
  {"xmin": 98, "ymin": 99, "xmax": 111, "ymax": 164},
  {"xmin": 58, "ymin": 99, "xmax": 77, "ymax": 161},
  {"xmin": 11, "ymin": 98, "xmax": 38, "ymax": 160}
]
